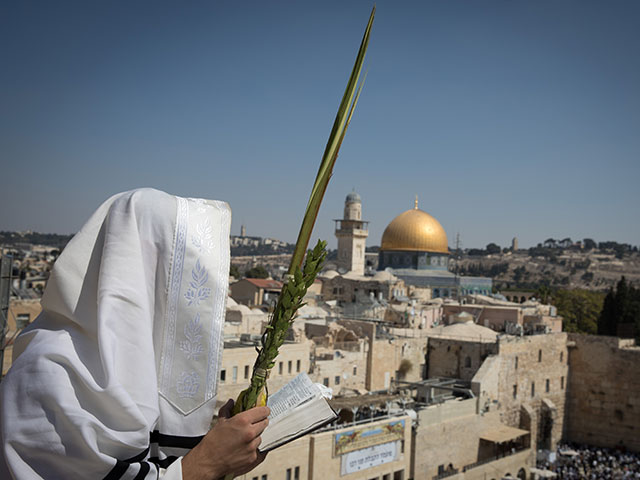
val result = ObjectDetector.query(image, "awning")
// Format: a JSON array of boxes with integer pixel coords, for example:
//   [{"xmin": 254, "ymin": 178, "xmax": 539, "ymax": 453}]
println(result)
[
  {"xmin": 480, "ymin": 424, "xmax": 529, "ymax": 443},
  {"xmin": 529, "ymin": 467, "xmax": 558, "ymax": 478},
  {"xmin": 558, "ymin": 448, "xmax": 578, "ymax": 457}
]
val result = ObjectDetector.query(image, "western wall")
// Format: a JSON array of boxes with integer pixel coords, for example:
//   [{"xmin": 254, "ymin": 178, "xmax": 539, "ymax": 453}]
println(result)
[{"xmin": 566, "ymin": 333, "xmax": 640, "ymax": 452}]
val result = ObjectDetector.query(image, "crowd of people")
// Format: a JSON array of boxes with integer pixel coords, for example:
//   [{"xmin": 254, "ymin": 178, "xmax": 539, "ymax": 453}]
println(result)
[{"xmin": 537, "ymin": 443, "xmax": 640, "ymax": 479}]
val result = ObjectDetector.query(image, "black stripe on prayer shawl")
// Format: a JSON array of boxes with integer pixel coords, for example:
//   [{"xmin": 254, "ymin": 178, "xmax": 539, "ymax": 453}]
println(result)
[
  {"xmin": 104, "ymin": 461, "xmax": 129, "ymax": 480},
  {"xmin": 132, "ymin": 461, "xmax": 151, "ymax": 480},
  {"xmin": 103, "ymin": 446, "xmax": 152, "ymax": 480},
  {"xmin": 103, "ymin": 431, "xmax": 201, "ymax": 479},
  {"xmin": 149, "ymin": 430, "xmax": 204, "ymax": 449}
]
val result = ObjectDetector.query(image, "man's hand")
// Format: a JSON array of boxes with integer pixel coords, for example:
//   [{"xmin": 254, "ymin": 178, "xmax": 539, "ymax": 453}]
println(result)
[{"xmin": 181, "ymin": 399, "xmax": 269, "ymax": 480}]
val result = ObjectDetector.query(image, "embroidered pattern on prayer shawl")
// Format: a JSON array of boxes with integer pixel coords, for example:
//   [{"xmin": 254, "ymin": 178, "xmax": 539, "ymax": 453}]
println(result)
[{"xmin": 159, "ymin": 197, "xmax": 230, "ymax": 414}]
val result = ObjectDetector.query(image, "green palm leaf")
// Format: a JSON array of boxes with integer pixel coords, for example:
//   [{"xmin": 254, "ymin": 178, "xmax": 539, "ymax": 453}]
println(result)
[
  {"xmin": 288, "ymin": 5, "xmax": 375, "ymax": 274},
  {"xmin": 227, "ymin": 10, "xmax": 376, "ymax": 468}
]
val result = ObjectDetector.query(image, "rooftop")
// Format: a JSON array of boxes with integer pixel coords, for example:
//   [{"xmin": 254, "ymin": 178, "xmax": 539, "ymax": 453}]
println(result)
[{"xmin": 241, "ymin": 278, "xmax": 283, "ymax": 290}]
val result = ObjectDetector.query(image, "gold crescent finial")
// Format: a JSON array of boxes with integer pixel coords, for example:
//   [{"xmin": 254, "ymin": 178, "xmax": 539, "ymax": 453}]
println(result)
[{"xmin": 414, "ymin": 195, "xmax": 418, "ymax": 209}]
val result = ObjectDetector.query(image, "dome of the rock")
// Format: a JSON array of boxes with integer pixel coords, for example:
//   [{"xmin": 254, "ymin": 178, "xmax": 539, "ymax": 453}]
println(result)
[{"xmin": 380, "ymin": 205, "xmax": 448, "ymax": 254}]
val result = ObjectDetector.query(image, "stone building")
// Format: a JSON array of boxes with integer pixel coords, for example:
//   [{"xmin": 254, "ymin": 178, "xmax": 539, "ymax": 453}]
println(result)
[
  {"xmin": 224, "ymin": 297, "xmax": 268, "ymax": 337},
  {"xmin": 384, "ymin": 303, "xmax": 441, "ymax": 329},
  {"xmin": 424, "ymin": 316, "xmax": 569, "ymax": 451},
  {"xmin": 335, "ymin": 318, "xmax": 427, "ymax": 391},
  {"xmin": 216, "ymin": 338, "xmax": 312, "ymax": 405},
  {"xmin": 425, "ymin": 316, "xmax": 499, "ymax": 381},
  {"xmin": 235, "ymin": 414, "xmax": 413, "ymax": 480},
  {"xmin": 320, "ymin": 269, "xmax": 407, "ymax": 305},
  {"xmin": 443, "ymin": 300, "xmax": 563, "ymax": 334},
  {"xmin": 443, "ymin": 304, "xmax": 522, "ymax": 331},
  {"xmin": 2, "ymin": 298, "xmax": 42, "ymax": 375},
  {"xmin": 230, "ymin": 278, "xmax": 283, "ymax": 307},
  {"xmin": 304, "ymin": 322, "xmax": 369, "ymax": 392},
  {"xmin": 334, "ymin": 191, "xmax": 369, "ymax": 276},
  {"xmin": 233, "ymin": 377, "xmax": 534, "ymax": 480},
  {"xmin": 313, "ymin": 344, "xmax": 368, "ymax": 393}
]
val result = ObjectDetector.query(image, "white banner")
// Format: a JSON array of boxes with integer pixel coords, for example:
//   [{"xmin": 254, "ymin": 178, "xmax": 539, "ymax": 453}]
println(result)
[{"xmin": 341, "ymin": 441, "xmax": 398, "ymax": 475}]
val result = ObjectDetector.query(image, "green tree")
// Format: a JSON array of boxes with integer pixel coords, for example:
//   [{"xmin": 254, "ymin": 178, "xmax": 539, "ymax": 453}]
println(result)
[
  {"xmin": 513, "ymin": 266, "xmax": 527, "ymax": 285},
  {"xmin": 598, "ymin": 289, "xmax": 616, "ymax": 335},
  {"xmin": 244, "ymin": 265, "xmax": 269, "ymax": 279},
  {"xmin": 598, "ymin": 276, "xmax": 640, "ymax": 342},
  {"xmin": 230, "ymin": 264, "xmax": 241, "ymax": 279},
  {"xmin": 486, "ymin": 243, "xmax": 501, "ymax": 255},
  {"xmin": 535, "ymin": 284, "xmax": 552, "ymax": 304},
  {"xmin": 583, "ymin": 238, "xmax": 597, "ymax": 250},
  {"xmin": 552, "ymin": 289, "xmax": 605, "ymax": 334}
]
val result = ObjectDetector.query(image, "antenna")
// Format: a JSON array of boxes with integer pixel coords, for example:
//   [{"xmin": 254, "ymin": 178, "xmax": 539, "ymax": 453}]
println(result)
[{"xmin": 454, "ymin": 233, "xmax": 462, "ymax": 300}]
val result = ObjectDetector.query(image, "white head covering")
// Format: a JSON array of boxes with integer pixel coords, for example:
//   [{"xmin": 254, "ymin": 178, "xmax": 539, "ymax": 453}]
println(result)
[{"xmin": 0, "ymin": 188, "xmax": 231, "ymax": 479}]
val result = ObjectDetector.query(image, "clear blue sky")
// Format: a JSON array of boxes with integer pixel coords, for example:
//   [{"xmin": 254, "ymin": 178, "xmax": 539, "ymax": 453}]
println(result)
[{"xmin": 1, "ymin": 1, "xmax": 639, "ymax": 249}]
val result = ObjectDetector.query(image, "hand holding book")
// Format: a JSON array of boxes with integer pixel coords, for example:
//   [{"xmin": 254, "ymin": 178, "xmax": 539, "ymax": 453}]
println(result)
[{"xmin": 260, "ymin": 373, "xmax": 338, "ymax": 452}]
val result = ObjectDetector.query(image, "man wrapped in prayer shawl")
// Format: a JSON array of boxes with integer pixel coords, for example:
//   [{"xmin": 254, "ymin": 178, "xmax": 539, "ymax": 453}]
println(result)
[{"xmin": 0, "ymin": 188, "xmax": 270, "ymax": 479}]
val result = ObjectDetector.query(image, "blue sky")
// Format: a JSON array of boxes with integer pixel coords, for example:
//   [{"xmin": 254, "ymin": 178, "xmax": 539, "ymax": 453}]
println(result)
[{"xmin": 1, "ymin": 1, "xmax": 638, "ymax": 249}]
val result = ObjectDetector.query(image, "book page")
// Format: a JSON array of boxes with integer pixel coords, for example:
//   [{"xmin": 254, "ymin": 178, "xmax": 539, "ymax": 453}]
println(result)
[
  {"xmin": 260, "ymin": 396, "xmax": 337, "ymax": 452},
  {"xmin": 267, "ymin": 372, "xmax": 320, "ymax": 420}
]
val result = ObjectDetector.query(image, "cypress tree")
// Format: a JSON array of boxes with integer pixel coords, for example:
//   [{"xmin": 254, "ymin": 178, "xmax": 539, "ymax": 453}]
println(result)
[
  {"xmin": 597, "ymin": 276, "xmax": 640, "ymax": 341},
  {"xmin": 598, "ymin": 289, "xmax": 616, "ymax": 336}
]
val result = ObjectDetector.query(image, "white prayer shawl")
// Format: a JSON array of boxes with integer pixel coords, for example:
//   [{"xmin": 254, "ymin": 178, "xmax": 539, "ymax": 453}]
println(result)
[{"xmin": 0, "ymin": 188, "xmax": 231, "ymax": 479}]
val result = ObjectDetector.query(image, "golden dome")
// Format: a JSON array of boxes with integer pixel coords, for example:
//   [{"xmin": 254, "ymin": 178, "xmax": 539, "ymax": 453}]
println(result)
[{"xmin": 380, "ymin": 200, "xmax": 449, "ymax": 254}]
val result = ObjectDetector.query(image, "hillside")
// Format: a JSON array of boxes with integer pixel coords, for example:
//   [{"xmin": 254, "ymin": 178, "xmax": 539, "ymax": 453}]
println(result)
[{"xmin": 453, "ymin": 249, "xmax": 640, "ymax": 292}]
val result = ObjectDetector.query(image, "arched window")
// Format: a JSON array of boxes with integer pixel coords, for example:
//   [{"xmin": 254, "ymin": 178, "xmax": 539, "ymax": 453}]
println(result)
[{"xmin": 464, "ymin": 356, "xmax": 471, "ymax": 368}]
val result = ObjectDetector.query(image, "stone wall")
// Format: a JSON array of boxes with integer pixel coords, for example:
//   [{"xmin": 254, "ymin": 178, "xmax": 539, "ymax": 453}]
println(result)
[
  {"xmin": 412, "ymin": 403, "xmax": 483, "ymax": 479},
  {"xmin": 368, "ymin": 336, "xmax": 426, "ymax": 391},
  {"xmin": 412, "ymin": 403, "xmax": 531, "ymax": 480},
  {"xmin": 566, "ymin": 334, "xmax": 640, "ymax": 452},
  {"xmin": 471, "ymin": 355, "xmax": 500, "ymax": 409},
  {"xmin": 496, "ymin": 334, "xmax": 569, "ymax": 450},
  {"xmin": 426, "ymin": 337, "xmax": 498, "ymax": 381},
  {"xmin": 338, "ymin": 318, "xmax": 376, "ymax": 340}
]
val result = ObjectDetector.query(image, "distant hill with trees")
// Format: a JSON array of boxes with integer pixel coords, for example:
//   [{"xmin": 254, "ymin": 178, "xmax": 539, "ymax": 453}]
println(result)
[
  {"xmin": 452, "ymin": 238, "xmax": 640, "ymax": 292},
  {"xmin": 231, "ymin": 243, "xmax": 294, "ymax": 256},
  {"xmin": 0, "ymin": 231, "xmax": 74, "ymax": 249}
]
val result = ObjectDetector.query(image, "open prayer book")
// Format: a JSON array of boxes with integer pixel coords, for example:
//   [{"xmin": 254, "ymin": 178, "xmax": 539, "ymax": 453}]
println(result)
[{"xmin": 259, "ymin": 372, "xmax": 338, "ymax": 452}]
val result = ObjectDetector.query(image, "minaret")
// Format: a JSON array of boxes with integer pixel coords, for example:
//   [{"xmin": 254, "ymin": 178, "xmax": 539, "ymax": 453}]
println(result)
[{"xmin": 334, "ymin": 191, "xmax": 369, "ymax": 275}]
